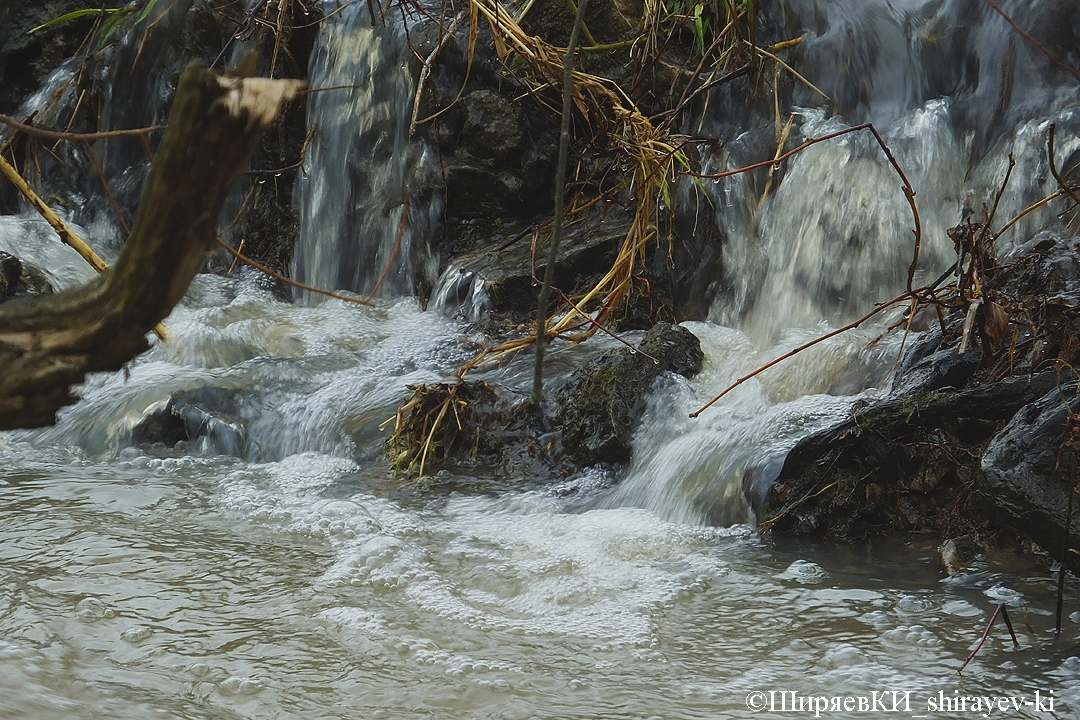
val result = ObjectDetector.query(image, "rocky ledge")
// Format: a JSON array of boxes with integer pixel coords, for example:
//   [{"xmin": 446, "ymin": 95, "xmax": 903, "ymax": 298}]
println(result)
[
  {"xmin": 389, "ymin": 322, "xmax": 705, "ymax": 483},
  {"xmin": 753, "ymin": 232, "xmax": 1080, "ymax": 572}
]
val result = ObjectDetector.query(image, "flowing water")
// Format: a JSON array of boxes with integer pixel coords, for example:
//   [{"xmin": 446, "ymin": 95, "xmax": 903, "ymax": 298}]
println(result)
[{"xmin": 5, "ymin": 1, "xmax": 1080, "ymax": 718}]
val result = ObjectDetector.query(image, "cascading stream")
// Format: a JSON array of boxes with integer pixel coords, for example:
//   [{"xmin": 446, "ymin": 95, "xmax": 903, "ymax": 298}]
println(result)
[
  {"xmin": 2, "ymin": 2, "xmax": 1080, "ymax": 717},
  {"xmin": 606, "ymin": 0, "xmax": 1080, "ymax": 524},
  {"xmin": 292, "ymin": 3, "xmax": 441, "ymax": 299}
]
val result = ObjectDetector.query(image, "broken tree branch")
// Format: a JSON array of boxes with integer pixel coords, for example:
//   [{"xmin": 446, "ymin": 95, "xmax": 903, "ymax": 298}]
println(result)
[{"xmin": 0, "ymin": 66, "xmax": 303, "ymax": 430}]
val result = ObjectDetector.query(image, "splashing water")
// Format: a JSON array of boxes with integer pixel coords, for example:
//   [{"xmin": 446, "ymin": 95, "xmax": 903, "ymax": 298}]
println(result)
[
  {"xmin": 292, "ymin": 5, "xmax": 441, "ymax": 299},
  {"xmin": 4, "ymin": 1, "xmax": 1080, "ymax": 717}
]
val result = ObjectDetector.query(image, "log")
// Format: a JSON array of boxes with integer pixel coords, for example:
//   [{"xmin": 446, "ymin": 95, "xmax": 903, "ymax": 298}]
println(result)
[{"xmin": 0, "ymin": 66, "xmax": 303, "ymax": 430}]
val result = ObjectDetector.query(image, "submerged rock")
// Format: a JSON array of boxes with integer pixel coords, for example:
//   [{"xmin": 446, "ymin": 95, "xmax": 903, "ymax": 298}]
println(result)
[
  {"xmin": 0, "ymin": 251, "xmax": 53, "ymax": 301},
  {"xmin": 939, "ymin": 535, "xmax": 981, "ymax": 575},
  {"xmin": 130, "ymin": 387, "xmax": 246, "ymax": 457},
  {"xmin": 550, "ymin": 322, "xmax": 704, "ymax": 466}
]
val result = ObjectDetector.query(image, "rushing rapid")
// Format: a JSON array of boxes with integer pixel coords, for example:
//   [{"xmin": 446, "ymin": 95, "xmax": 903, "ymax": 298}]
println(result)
[{"xmin": 5, "ymin": 1, "xmax": 1080, "ymax": 717}]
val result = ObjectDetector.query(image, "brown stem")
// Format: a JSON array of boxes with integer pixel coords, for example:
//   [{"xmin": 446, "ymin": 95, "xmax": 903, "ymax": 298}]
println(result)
[
  {"xmin": 0, "ymin": 113, "xmax": 163, "ymax": 141},
  {"xmin": 983, "ymin": 0, "xmax": 1080, "ymax": 82},
  {"xmin": 214, "ymin": 237, "xmax": 373, "ymax": 306},
  {"xmin": 83, "ymin": 140, "xmax": 131, "ymax": 236},
  {"xmin": 364, "ymin": 186, "xmax": 410, "ymax": 301},
  {"xmin": 532, "ymin": 0, "xmax": 590, "ymax": 405},
  {"xmin": 1048, "ymin": 124, "xmax": 1080, "ymax": 209},
  {"xmin": 959, "ymin": 603, "xmax": 1004, "ymax": 674},
  {"xmin": 689, "ymin": 288, "xmax": 919, "ymax": 418}
]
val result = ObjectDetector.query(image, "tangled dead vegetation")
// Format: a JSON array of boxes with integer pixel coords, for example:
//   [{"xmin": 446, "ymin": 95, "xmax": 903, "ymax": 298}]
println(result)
[{"xmin": 388, "ymin": 0, "xmax": 797, "ymax": 474}]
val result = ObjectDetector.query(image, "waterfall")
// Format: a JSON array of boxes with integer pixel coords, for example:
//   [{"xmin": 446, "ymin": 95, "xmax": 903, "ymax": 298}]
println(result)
[
  {"xmin": 704, "ymin": 0, "xmax": 1080, "ymax": 340},
  {"xmin": 606, "ymin": 0, "xmax": 1080, "ymax": 524},
  {"xmin": 293, "ymin": 4, "xmax": 441, "ymax": 299}
]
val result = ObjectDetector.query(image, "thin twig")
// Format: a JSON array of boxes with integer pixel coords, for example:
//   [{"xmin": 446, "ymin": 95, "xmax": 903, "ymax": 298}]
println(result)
[
  {"xmin": 995, "ymin": 188, "xmax": 1070, "ymax": 238},
  {"xmin": 690, "ymin": 122, "xmax": 921, "ymax": 293},
  {"xmin": 550, "ymin": 285, "xmax": 659, "ymax": 361},
  {"xmin": 226, "ymin": 237, "xmax": 246, "ymax": 276},
  {"xmin": 0, "ymin": 113, "xmax": 163, "ymax": 141},
  {"xmin": 1048, "ymin": 124, "xmax": 1080, "ymax": 209},
  {"xmin": 689, "ymin": 288, "xmax": 917, "ymax": 418},
  {"xmin": 409, "ymin": 10, "xmax": 465, "ymax": 134},
  {"xmin": 296, "ymin": 84, "xmax": 366, "ymax": 95},
  {"xmin": 1056, "ymin": 451, "xmax": 1076, "ymax": 635},
  {"xmin": 654, "ymin": 65, "xmax": 750, "ymax": 123},
  {"xmin": 532, "ymin": 0, "xmax": 590, "ymax": 404},
  {"xmin": 980, "ymin": 152, "xmax": 1014, "ymax": 247},
  {"xmin": 959, "ymin": 604, "xmax": 1003, "ymax": 674},
  {"xmin": 364, "ymin": 187, "xmax": 410, "ymax": 300},
  {"xmin": 214, "ymin": 237, "xmax": 374, "ymax": 306},
  {"xmin": 666, "ymin": 17, "xmax": 739, "ymax": 126},
  {"xmin": 755, "ymin": 45, "xmax": 829, "ymax": 100},
  {"xmin": 0, "ymin": 151, "xmax": 107, "ymax": 272},
  {"xmin": 999, "ymin": 605, "xmax": 1020, "ymax": 648},
  {"xmin": 983, "ymin": 0, "xmax": 1080, "ymax": 82},
  {"xmin": 83, "ymin": 140, "xmax": 131, "ymax": 236}
]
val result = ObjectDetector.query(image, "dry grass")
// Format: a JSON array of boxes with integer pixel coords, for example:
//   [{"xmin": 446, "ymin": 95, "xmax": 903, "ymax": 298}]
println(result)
[{"xmin": 464, "ymin": 0, "xmax": 694, "ymax": 353}]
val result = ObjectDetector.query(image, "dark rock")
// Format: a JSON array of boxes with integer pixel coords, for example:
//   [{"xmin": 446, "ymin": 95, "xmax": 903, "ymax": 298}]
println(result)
[
  {"xmin": 438, "ymin": 208, "xmax": 633, "ymax": 316},
  {"xmin": 460, "ymin": 90, "xmax": 527, "ymax": 161},
  {"xmin": 978, "ymin": 383, "xmax": 1080, "ymax": 572},
  {"xmin": 755, "ymin": 371, "xmax": 1057, "ymax": 541},
  {"xmin": 0, "ymin": 0, "xmax": 89, "ymax": 116},
  {"xmin": 393, "ymin": 324, "xmax": 704, "ymax": 479},
  {"xmin": 131, "ymin": 387, "xmax": 246, "ymax": 457},
  {"xmin": 0, "ymin": 251, "xmax": 54, "ymax": 301},
  {"xmin": 550, "ymin": 323, "xmax": 703, "ymax": 465},
  {"xmin": 387, "ymin": 379, "xmax": 567, "ymax": 484},
  {"xmin": 651, "ymin": 178, "xmax": 726, "ymax": 321},
  {"xmin": 939, "ymin": 534, "xmax": 981, "ymax": 575},
  {"xmin": 891, "ymin": 335, "xmax": 981, "ymax": 396}
]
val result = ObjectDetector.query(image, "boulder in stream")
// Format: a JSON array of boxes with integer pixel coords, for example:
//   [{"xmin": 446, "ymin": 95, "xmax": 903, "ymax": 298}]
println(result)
[
  {"xmin": 131, "ymin": 387, "xmax": 246, "ymax": 457},
  {"xmin": 550, "ymin": 322, "xmax": 704, "ymax": 466},
  {"xmin": 756, "ymin": 230, "xmax": 1080, "ymax": 563},
  {"xmin": 388, "ymin": 322, "xmax": 705, "ymax": 482},
  {"xmin": 0, "ymin": 251, "xmax": 53, "ymax": 301},
  {"xmin": 978, "ymin": 383, "xmax": 1080, "ymax": 572},
  {"xmin": 753, "ymin": 370, "xmax": 1057, "ymax": 541}
]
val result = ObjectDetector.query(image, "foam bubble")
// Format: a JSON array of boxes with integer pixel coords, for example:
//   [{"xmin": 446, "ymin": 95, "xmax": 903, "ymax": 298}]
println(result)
[{"xmin": 776, "ymin": 560, "xmax": 829, "ymax": 584}]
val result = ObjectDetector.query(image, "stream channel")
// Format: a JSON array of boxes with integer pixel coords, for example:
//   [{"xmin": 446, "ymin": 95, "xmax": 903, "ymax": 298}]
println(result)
[{"xmin": 3, "ymin": 0, "xmax": 1080, "ymax": 717}]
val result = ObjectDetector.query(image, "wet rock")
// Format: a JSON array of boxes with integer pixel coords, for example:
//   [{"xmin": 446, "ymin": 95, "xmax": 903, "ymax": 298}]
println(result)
[
  {"xmin": 939, "ymin": 534, "xmax": 980, "ymax": 575},
  {"xmin": 550, "ymin": 323, "xmax": 703, "ymax": 465},
  {"xmin": 429, "ymin": 40, "xmax": 558, "ymax": 227},
  {"xmin": 0, "ymin": 251, "xmax": 53, "ymax": 301},
  {"xmin": 460, "ymin": 90, "xmax": 527, "ymax": 161},
  {"xmin": 652, "ymin": 178, "xmax": 726, "ymax": 321},
  {"xmin": 755, "ymin": 371, "xmax": 1057, "ymax": 541},
  {"xmin": 439, "ymin": 208, "xmax": 633, "ymax": 315},
  {"xmin": 390, "ymin": 323, "xmax": 704, "ymax": 479},
  {"xmin": 755, "ymin": 226, "xmax": 1080, "ymax": 548},
  {"xmin": 387, "ymin": 380, "xmax": 566, "ymax": 484},
  {"xmin": 978, "ymin": 383, "xmax": 1080, "ymax": 572},
  {"xmin": 890, "ymin": 329, "xmax": 981, "ymax": 396},
  {"xmin": 0, "ymin": 0, "xmax": 89, "ymax": 116},
  {"xmin": 131, "ymin": 387, "xmax": 246, "ymax": 457}
]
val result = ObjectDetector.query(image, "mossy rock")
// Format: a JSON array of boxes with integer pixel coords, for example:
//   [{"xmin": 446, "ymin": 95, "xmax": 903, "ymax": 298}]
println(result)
[{"xmin": 549, "ymin": 322, "xmax": 703, "ymax": 465}]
